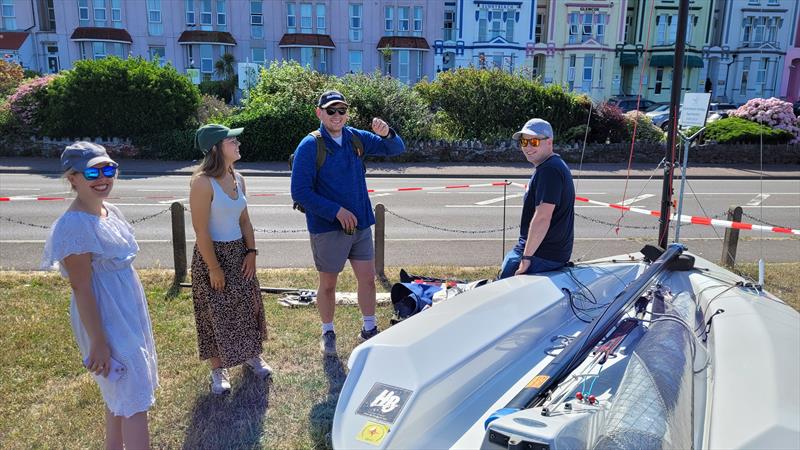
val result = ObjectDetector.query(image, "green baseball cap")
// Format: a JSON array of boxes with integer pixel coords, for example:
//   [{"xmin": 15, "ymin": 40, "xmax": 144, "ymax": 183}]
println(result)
[{"xmin": 195, "ymin": 124, "xmax": 243, "ymax": 155}]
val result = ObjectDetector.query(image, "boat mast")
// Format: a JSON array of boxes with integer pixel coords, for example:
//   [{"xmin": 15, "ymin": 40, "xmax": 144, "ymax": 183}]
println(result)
[{"xmin": 657, "ymin": 0, "xmax": 691, "ymax": 249}]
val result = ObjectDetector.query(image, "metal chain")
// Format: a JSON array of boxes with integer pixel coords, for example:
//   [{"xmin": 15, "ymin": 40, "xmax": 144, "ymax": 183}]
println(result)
[
  {"xmin": 0, "ymin": 216, "xmax": 51, "ymax": 229},
  {"xmin": 385, "ymin": 208, "xmax": 517, "ymax": 234},
  {"xmin": 254, "ymin": 227, "xmax": 307, "ymax": 234},
  {"xmin": 129, "ymin": 208, "xmax": 170, "ymax": 224},
  {"xmin": 740, "ymin": 211, "xmax": 795, "ymax": 230},
  {"xmin": 575, "ymin": 212, "xmax": 658, "ymax": 230}
]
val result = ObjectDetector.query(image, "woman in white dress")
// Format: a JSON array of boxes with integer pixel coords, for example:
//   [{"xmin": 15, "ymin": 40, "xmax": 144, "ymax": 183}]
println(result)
[{"xmin": 42, "ymin": 142, "xmax": 158, "ymax": 448}]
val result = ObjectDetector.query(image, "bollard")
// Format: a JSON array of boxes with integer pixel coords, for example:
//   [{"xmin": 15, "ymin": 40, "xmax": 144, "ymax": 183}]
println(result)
[
  {"xmin": 374, "ymin": 203, "xmax": 390, "ymax": 289},
  {"xmin": 720, "ymin": 205, "xmax": 742, "ymax": 269},
  {"xmin": 171, "ymin": 202, "xmax": 187, "ymax": 284}
]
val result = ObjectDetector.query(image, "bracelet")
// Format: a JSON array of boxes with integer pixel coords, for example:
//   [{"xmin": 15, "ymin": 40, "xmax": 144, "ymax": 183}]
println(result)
[
  {"xmin": 245, "ymin": 248, "xmax": 258, "ymax": 256},
  {"xmin": 521, "ymin": 255, "xmax": 534, "ymax": 261}
]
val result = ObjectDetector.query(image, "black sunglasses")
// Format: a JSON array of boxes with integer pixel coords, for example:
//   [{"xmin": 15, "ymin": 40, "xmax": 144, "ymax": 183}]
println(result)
[
  {"xmin": 82, "ymin": 165, "xmax": 118, "ymax": 181},
  {"xmin": 325, "ymin": 107, "xmax": 348, "ymax": 116}
]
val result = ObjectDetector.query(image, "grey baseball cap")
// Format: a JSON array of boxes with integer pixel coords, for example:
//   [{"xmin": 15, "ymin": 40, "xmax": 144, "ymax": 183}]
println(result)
[
  {"xmin": 60, "ymin": 141, "xmax": 116, "ymax": 172},
  {"xmin": 512, "ymin": 118, "xmax": 554, "ymax": 140}
]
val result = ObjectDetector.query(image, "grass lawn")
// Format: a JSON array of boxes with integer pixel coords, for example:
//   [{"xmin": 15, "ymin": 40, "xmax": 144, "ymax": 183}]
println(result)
[{"xmin": 0, "ymin": 263, "xmax": 796, "ymax": 449}]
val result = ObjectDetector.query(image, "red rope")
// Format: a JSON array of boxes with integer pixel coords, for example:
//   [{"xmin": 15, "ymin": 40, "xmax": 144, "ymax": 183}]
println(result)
[{"xmin": 616, "ymin": 0, "xmax": 658, "ymax": 234}]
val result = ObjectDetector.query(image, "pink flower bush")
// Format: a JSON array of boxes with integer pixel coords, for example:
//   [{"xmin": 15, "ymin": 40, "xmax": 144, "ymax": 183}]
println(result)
[
  {"xmin": 731, "ymin": 97, "xmax": 800, "ymax": 144},
  {"xmin": 7, "ymin": 75, "xmax": 56, "ymax": 133}
]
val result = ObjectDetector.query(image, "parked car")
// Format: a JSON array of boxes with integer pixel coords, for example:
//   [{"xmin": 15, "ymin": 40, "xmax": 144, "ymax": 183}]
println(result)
[
  {"xmin": 706, "ymin": 102, "xmax": 738, "ymax": 123},
  {"xmin": 608, "ymin": 96, "xmax": 659, "ymax": 113}
]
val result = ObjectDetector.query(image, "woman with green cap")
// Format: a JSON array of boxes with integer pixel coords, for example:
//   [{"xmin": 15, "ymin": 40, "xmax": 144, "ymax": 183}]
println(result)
[{"xmin": 189, "ymin": 124, "xmax": 272, "ymax": 395}]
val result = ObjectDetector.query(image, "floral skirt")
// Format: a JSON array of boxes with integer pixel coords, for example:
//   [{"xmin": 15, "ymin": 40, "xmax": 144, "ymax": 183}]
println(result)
[{"xmin": 191, "ymin": 238, "xmax": 267, "ymax": 368}]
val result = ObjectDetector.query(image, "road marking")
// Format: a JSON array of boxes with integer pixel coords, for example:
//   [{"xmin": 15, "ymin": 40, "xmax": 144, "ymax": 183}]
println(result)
[
  {"xmin": 620, "ymin": 194, "xmax": 655, "ymax": 206},
  {"xmin": 475, "ymin": 193, "xmax": 526, "ymax": 205},
  {"xmin": 160, "ymin": 198, "xmax": 187, "ymax": 204},
  {"xmin": 746, "ymin": 194, "xmax": 770, "ymax": 206},
  {"xmin": 370, "ymin": 193, "xmax": 392, "ymax": 198}
]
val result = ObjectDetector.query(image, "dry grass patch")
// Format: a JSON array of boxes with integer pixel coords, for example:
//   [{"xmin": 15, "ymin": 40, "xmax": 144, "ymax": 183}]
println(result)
[{"xmin": 0, "ymin": 263, "xmax": 795, "ymax": 449}]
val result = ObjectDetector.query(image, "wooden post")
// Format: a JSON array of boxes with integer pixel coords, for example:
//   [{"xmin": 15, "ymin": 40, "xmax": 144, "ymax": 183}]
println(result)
[
  {"xmin": 171, "ymin": 202, "xmax": 187, "ymax": 284},
  {"xmin": 721, "ymin": 205, "xmax": 743, "ymax": 269},
  {"xmin": 374, "ymin": 203, "xmax": 390, "ymax": 289}
]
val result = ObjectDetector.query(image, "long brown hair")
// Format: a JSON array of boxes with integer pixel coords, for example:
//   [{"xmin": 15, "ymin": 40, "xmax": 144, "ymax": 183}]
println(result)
[{"xmin": 192, "ymin": 141, "xmax": 230, "ymax": 180}]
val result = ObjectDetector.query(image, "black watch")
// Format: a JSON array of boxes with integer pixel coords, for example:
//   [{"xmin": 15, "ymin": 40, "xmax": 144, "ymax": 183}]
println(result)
[
  {"xmin": 245, "ymin": 248, "xmax": 258, "ymax": 256},
  {"xmin": 521, "ymin": 255, "xmax": 534, "ymax": 261}
]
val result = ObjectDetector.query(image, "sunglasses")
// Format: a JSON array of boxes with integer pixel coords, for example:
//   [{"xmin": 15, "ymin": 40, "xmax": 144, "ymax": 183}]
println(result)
[
  {"xmin": 82, "ymin": 165, "xmax": 118, "ymax": 181},
  {"xmin": 325, "ymin": 107, "xmax": 348, "ymax": 116},
  {"xmin": 519, "ymin": 137, "xmax": 544, "ymax": 147}
]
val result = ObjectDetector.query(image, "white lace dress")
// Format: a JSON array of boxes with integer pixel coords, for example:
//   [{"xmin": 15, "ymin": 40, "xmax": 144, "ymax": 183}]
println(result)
[{"xmin": 42, "ymin": 203, "xmax": 158, "ymax": 418}]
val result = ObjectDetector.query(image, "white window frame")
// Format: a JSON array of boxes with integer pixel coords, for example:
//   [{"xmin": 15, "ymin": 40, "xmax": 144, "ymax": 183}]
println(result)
[
  {"xmin": 596, "ymin": 14, "xmax": 606, "ymax": 43},
  {"xmin": 78, "ymin": 0, "xmax": 90, "ymax": 25},
  {"xmin": 349, "ymin": 3, "xmax": 362, "ymax": 42},
  {"xmin": 478, "ymin": 12, "xmax": 487, "ymax": 41},
  {"xmin": 1, "ymin": 0, "xmax": 15, "ymax": 30},
  {"xmin": 287, "ymin": 3, "xmax": 296, "ymax": 33},
  {"xmin": 413, "ymin": 6, "xmax": 423, "ymax": 36},
  {"xmin": 316, "ymin": 3, "xmax": 325, "ymax": 34},
  {"xmin": 398, "ymin": 6, "xmax": 410, "ymax": 34},
  {"xmin": 111, "ymin": 0, "xmax": 122, "ymax": 27},
  {"xmin": 385, "ymin": 6, "xmax": 393, "ymax": 32},
  {"xmin": 186, "ymin": 0, "xmax": 195, "ymax": 25},
  {"xmin": 217, "ymin": 0, "xmax": 226, "ymax": 30},
  {"xmin": 668, "ymin": 15, "xmax": 678, "ymax": 44},
  {"xmin": 444, "ymin": 9, "xmax": 455, "ymax": 41},
  {"xmin": 656, "ymin": 15, "xmax": 667, "ymax": 45},
  {"xmin": 742, "ymin": 17, "xmax": 752, "ymax": 44},
  {"xmin": 740, "ymin": 57, "xmax": 751, "ymax": 93},
  {"xmin": 148, "ymin": 0, "xmax": 163, "ymax": 36},
  {"xmin": 581, "ymin": 13, "xmax": 592, "ymax": 42},
  {"xmin": 568, "ymin": 13, "xmax": 579, "ymax": 44},
  {"xmin": 489, "ymin": 10, "xmax": 502, "ymax": 39},
  {"xmin": 94, "ymin": 0, "xmax": 106, "ymax": 26},
  {"xmin": 505, "ymin": 15, "xmax": 514, "ymax": 41},
  {"xmin": 200, "ymin": 0, "xmax": 212, "ymax": 30},
  {"xmin": 300, "ymin": 3, "xmax": 312, "ymax": 33},
  {"xmin": 567, "ymin": 54, "xmax": 576, "ymax": 90},
  {"xmin": 399, "ymin": 49, "xmax": 409, "ymax": 83},
  {"xmin": 655, "ymin": 67, "xmax": 664, "ymax": 94},
  {"xmin": 756, "ymin": 57, "xmax": 768, "ymax": 84},
  {"xmin": 200, "ymin": 44, "xmax": 213, "ymax": 73},
  {"xmin": 583, "ymin": 54, "xmax": 593, "ymax": 82},
  {"xmin": 149, "ymin": 46, "xmax": 166, "ymax": 66},
  {"xmin": 93, "ymin": 42, "xmax": 107, "ymax": 60},
  {"xmin": 251, "ymin": 47, "xmax": 265, "ymax": 65},
  {"xmin": 349, "ymin": 50, "xmax": 362, "ymax": 73},
  {"xmin": 535, "ymin": 13, "xmax": 543, "ymax": 43}
]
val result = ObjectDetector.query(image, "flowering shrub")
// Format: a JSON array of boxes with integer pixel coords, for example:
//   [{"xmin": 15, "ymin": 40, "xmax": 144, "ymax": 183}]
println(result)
[
  {"xmin": 623, "ymin": 110, "xmax": 665, "ymax": 143},
  {"xmin": 7, "ymin": 75, "xmax": 56, "ymax": 134},
  {"xmin": 0, "ymin": 60, "xmax": 25, "ymax": 97},
  {"xmin": 730, "ymin": 97, "xmax": 800, "ymax": 143}
]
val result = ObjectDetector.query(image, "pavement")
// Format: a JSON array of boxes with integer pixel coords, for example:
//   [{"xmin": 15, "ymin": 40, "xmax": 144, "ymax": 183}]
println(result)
[{"xmin": 0, "ymin": 156, "xmax": 798, "ymax": 179}]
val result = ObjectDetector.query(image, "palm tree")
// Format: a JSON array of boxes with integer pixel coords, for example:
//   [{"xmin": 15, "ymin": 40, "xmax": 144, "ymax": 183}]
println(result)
[{"xmin": 213, "ymin": 53, "xmax": 237, "ymax": 103}]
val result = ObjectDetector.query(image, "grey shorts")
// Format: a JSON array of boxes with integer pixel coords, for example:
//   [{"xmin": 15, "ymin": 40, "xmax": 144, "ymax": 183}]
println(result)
[{"xmin": 310, "ymin": 227, "xmax": 375, "ymax": 273}]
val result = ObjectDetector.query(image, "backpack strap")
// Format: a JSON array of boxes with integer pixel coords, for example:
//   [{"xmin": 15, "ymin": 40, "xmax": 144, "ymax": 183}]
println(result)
[
  {"xmin": 351, "ymin": 132, "xmax": 364, "ymax": 158},
  {"xmin": 309, "ymin": 130, "xmax": 327, "ymax": 171}
]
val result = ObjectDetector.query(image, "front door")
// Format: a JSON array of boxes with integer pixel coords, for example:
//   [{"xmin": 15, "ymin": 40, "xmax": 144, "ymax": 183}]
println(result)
[{"xmin": 45, "ymin": 44, "xmax": 60, "ymax": 73}]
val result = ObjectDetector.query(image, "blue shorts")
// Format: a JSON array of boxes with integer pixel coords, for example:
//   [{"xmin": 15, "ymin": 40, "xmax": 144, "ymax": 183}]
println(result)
[
  {"xmin": 310, "ymin": 228, "xmax": 374, "ymax": 273},
  {"xmin": 498, "ymin": 248, "xmax": 566, "ymax": 279}
]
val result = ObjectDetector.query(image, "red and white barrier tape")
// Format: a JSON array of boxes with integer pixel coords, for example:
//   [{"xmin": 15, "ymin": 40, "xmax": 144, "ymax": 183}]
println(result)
[
  {"xmin": 575, "ymin": 196, "xmax": 800, "ymax": 236},
  {"xmin": 366, "ymin": 181, "xmax": 509, "ymax": 194}
]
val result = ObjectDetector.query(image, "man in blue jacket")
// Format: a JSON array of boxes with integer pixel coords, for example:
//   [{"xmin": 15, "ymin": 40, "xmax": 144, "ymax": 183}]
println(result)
[
  {"xmin": 499, "ymin": 118, "xmax": 574, "ymax": 279},
  {"xmin": 291, "ymin": 90, "xmax": 405, "ymax": 356}
]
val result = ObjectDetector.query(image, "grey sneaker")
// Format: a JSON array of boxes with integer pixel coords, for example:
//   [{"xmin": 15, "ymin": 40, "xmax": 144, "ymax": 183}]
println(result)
[
  {"xmin": 245, "ymin": 355, "xmax": 273, "ymax": 380},
  {"xmin": 210, "ymin": 368, "xmax": 231, "ymax": 395},
  {"xmin": 320, "ymin": 331, "xmax": 337, "ymax": 356},
  {"xmin": 359, "ymin": 326, "xmax": 380, "ymax": 342}
]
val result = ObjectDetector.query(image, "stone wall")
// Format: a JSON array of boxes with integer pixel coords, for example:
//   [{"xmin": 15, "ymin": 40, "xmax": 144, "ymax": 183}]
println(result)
[{"xmin": 1, "ymin": 135, "xmax": 798, "ymax": 165}]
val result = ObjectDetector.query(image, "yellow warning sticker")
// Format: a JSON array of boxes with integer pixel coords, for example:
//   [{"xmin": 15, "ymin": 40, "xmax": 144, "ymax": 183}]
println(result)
[
  {"xmin": 357, "ymin": 421, "xmax": 389, "ymax": 446},
  {"xmin": 527, "ymin": 375, "xmax": 550, "ymax": 388}
]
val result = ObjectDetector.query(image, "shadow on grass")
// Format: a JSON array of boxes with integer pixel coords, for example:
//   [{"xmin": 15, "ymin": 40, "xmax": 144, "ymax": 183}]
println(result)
[
  {"xmin": 182, "ymin": 370, "xmax": 271, "ymax": 449},
  {"xmin": 309, "ymin": 355, "xmax": 348, "ymax": 449}
]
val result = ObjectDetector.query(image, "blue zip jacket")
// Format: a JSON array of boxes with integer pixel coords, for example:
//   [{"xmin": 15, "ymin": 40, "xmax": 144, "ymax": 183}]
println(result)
[{"xmin": 290, "ymin": 124, "xmax": 405, "ymax": 234}]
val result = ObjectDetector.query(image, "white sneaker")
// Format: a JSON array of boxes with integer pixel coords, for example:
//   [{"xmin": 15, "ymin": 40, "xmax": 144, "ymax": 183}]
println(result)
[
  {"xmin": 245, "ymin": 355, "xmax": 273, "ymax": 380},
  {"xmin": 210, "ymin": 368, "xmax": 231, "ymax": 395}
]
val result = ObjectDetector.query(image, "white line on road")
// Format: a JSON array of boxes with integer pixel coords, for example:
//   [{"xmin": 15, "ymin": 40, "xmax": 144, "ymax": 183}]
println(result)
[
  {"xmin": 746, "ymin": 194, "xmax": 770, "ymax": 206},
  {"xmin": 620, "ymin": 194, "xmax": 655, "ymax": 206},
  {"xmin": 475, "ymin": 193, "xmax": 526, "ymax": 205},
  {"xmin": 160, "ymin": 198, "xmax": 188, "ymax": 204},
  {"xmin": 371, "ymin": 193, "xmax": 393, "ymax": 198}
]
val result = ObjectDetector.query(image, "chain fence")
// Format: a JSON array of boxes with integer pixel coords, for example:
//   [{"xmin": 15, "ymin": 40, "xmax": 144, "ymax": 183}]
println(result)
[
  {"xmin": 741, "ymin": 211, "xmax": 797, "ymax": 230},
  {"xmin": 385, "ymin": 208, "xmax": 517, "ymax": 234}
]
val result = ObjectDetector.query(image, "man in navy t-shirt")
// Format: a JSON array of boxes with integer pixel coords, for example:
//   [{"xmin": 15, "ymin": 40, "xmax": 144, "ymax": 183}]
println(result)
[{"xmin": 499, "ymin": 118, "xmax": 575, "ymax": 279}]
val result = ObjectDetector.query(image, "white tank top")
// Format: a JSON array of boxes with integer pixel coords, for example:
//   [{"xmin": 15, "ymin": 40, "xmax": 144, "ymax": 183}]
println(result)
[{"xmin": 208, "ymin": 176, "xmax": 246, "ymax": 242}]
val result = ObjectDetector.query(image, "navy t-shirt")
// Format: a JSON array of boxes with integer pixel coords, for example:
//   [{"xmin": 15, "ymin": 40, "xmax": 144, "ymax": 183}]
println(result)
[{"xmin": 515, "ymin": 154, "xmax": 575, "ymax": 262}]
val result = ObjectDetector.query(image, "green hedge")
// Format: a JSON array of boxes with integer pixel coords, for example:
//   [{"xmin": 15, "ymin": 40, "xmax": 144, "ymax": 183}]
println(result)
[
  {"xmin": 695, "ymin": 117, "xmax": 793, "ymax": 144},
  {"xmin": 415, "ymin": 67, "xmax": 589, "ymax": 141},
  {"xmin": 225, "ymin": 100, "xmax": 319, "ymax": 162},
  {"xmin": 39, "ymin": 57, "xmax": 200, "ymax": 139}
]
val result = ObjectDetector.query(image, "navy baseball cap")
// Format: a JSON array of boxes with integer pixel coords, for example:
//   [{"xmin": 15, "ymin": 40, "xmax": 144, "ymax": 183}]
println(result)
[
  {"xmin": 318, "ymin": 90, "xmax": 349, "ymax": 108},
  {"xmin": 60, "ymin": 141, "xmax": 116, "ymax": 172}
]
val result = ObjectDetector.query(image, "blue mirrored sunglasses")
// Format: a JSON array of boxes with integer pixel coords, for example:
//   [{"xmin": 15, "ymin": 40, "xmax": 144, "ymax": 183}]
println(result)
[{"xmin": 82, "ymin": 165, "xmax": 118, "ymax": 181}]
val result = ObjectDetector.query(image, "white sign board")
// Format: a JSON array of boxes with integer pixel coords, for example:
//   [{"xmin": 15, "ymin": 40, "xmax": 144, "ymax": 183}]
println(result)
[
  {"xmin": 186, "ymin": 68, "xmax": 201, "ymax": 85},
  {"xmin": 679, "ymin": 92, "xmax": 711, "ymax": 127},
  {"xmin": 238, "ymin": 63, "xmax": 261, "ymax": 91}
]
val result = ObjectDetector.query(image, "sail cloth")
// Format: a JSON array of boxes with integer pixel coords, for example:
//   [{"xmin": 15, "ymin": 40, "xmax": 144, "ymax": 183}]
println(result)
[{"xmin": 593, "ymin": 291, "xmax": 696, "ymax": 450}]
